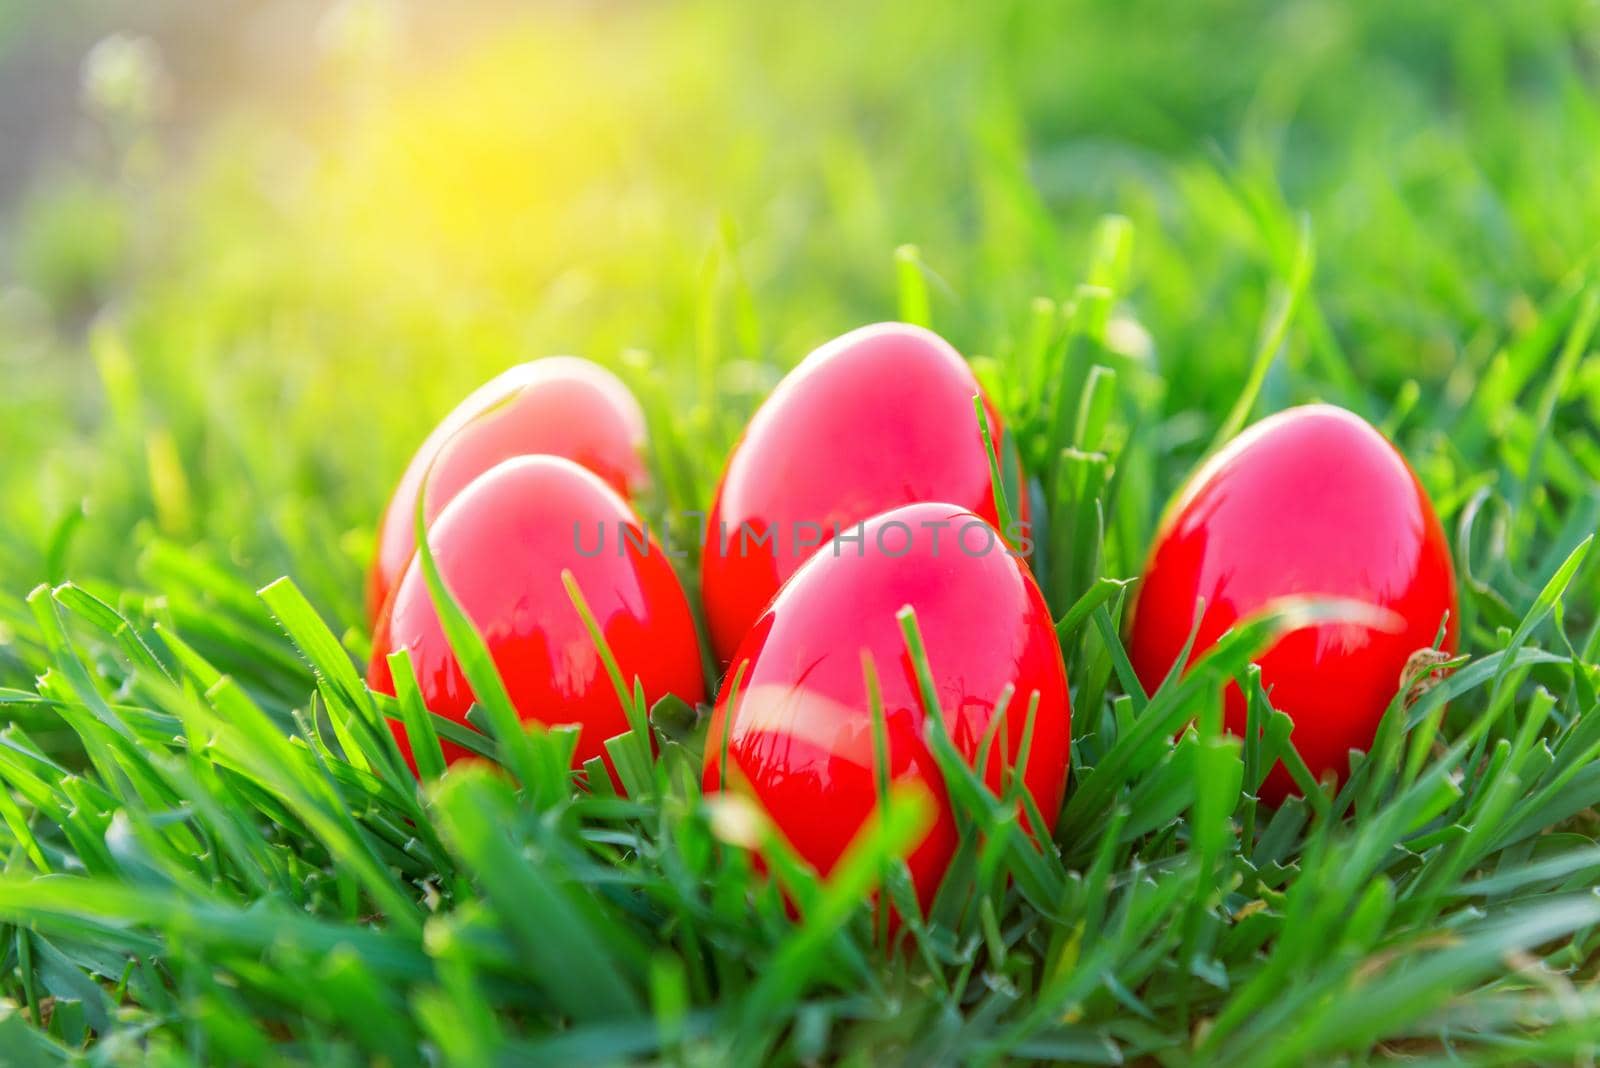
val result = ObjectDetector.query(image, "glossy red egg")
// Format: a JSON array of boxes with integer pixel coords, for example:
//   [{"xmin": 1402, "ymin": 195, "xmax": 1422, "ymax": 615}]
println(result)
[
  {"xmin": 702, "ymin": 502, "xmax": 1070, "ymax": 914},
  {"xmin": 702, "ymin": 323, "xmax": 1022, "ymax": 664},
  {"xmin": 368, "ymin": 357, "xmax": 649, "ymax": 624},
  {"xmin": 368, "ymin": 455, "xmax": 704, "ymax": 773},
  {"xmin": 1127, "ymin": 404, "xmax": 1458, "ymax": 801}
]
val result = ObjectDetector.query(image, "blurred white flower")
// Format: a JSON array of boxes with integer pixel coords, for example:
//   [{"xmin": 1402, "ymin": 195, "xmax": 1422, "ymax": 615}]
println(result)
[
  {"xmin": 80, "ymin": 33, "xmax": 171, "ymax": 127},
  {"xmin": 706, "ymin": 793, "xmax": 770, "ymax": 850},
  {"xmin": 1106, "ymin": 312, "xmax": 1157, "ymax": 367},
  {"xmin": 317, "ymin": 0, "xmax": 403, "ymax": 71}
]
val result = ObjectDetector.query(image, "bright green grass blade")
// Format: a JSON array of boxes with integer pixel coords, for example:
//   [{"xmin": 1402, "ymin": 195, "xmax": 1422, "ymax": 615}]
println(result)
[
  {"xmin": 432, "ymin": 768, "xmax": 646, "ymax": 1023},
  {"xmin": 1208, "ymin": 215, "xmax": 1314, "ymax": 454},
  {"xmin": 409, "ymin": 475, "xmax": 551, "ymax": 800},
  {"xmin": 387, "ymin": 649, "xmax": 445, "ymax": 782}
]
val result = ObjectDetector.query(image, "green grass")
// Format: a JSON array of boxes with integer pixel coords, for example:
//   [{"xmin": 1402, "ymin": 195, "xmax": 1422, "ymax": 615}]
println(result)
[{"xmin": 2, "ymin": 0, "xmax": 1600, "ymax": 1062}]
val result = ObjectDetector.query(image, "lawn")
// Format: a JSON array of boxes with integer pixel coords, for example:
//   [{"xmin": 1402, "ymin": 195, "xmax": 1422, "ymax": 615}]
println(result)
[{"xmin": 2, "ymin": 0, "xmax": 1600, "ymax": 1062}]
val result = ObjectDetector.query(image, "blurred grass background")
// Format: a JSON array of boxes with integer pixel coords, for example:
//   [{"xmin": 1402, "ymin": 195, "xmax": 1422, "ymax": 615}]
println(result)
[
  {"xmin": 2, "ymin": 2, "xmax": 1600, "ymax": 1061},
  {"xmin": 2, "ymin": 0, "xmax": 1598, "ymax": 633}
]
